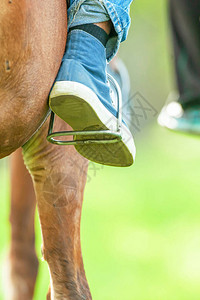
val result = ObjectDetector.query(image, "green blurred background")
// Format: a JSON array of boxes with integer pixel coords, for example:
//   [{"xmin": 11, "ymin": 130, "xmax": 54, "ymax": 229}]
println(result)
[{"xmin": 1, "ymin": 0, "xmax": 200, "ymax": 299}]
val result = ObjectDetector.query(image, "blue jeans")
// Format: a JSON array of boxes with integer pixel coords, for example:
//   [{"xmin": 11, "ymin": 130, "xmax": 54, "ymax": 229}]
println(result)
[{"xmin": 67, "ymin": 0, "xmax": 133, "ymax": 61}]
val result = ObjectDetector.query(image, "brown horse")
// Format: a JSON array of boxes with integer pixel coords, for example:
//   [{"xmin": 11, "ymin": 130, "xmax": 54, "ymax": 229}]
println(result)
[{"xmin": 1, "ymin": 0, "xmax": 91, "ymax": 299}]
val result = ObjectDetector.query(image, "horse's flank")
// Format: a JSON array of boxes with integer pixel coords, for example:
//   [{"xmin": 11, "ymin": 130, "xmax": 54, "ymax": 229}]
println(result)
[{"xmin": 0, "ymin": 0, "xmax": 67, "ymax": 158}]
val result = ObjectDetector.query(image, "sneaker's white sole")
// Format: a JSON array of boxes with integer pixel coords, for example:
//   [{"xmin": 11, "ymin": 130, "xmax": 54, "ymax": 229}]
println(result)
[{"xmin": 49, "ymin": 81, "xmax": 136, "ymax": 167}]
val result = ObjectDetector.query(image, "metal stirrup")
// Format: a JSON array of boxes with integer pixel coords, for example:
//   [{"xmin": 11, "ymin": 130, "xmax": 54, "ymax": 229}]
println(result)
[{"xmin": 47, "ymin": 74, "xmax": 122, "ymax": 146}]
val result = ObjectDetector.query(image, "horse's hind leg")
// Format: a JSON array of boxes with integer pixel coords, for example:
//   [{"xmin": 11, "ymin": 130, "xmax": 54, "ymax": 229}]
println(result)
[
  {"xmin": 7, "ymin": 148, "xmax": 38, "ymax": 300},
  {"xmin": 23, "ymin": 117, "xmax": 92, "ymax": 300}
]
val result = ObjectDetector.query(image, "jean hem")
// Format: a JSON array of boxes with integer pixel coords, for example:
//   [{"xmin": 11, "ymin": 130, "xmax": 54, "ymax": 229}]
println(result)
[{"xmin": 67, "ymin": 0, "xmax": 131, "ymax": 61}]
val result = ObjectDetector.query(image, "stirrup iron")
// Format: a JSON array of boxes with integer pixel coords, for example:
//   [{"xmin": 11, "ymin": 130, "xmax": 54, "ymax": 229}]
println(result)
[{"xmin": 47, "ymin": 74, "xmax": 123, "ymax": 146}]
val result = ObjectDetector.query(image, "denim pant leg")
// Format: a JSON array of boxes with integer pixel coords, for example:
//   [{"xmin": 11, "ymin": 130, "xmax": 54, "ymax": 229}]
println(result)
[
  {"xmin": 67, "ymin": 0, "xmax": 133, "ymax": 61},
  {"xmin": 169, "ymin": 0, "xmax": 200, "ymax": 108}
]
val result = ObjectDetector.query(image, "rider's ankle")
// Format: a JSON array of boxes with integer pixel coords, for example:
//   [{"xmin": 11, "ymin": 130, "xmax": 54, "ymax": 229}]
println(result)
[{"xmin": 94, "ymin": 20, "xmax": 112, "ymax": 35}]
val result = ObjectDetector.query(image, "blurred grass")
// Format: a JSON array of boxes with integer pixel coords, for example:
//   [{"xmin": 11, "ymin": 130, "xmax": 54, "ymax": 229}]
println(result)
[{"xmin": 1, "ymin": 0, "xmax": 200, "ymax": 299}]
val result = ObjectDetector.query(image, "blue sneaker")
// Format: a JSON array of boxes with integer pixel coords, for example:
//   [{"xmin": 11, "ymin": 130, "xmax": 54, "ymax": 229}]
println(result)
[
  {"xmin": 158, "ymin": 93, "xmax": 200, "ymax": 135},
  {"xmin": 49, "ymin": 25, "xmax": 136, "ymax": 167}
]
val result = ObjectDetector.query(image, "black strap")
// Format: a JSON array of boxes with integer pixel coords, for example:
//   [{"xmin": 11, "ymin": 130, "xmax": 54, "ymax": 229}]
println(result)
[{"xmin": 69, "ymin": 23, "xmax": 109, "ymax": 47}]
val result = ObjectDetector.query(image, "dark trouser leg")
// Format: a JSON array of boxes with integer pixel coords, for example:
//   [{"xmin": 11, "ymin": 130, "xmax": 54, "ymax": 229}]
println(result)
[{"xmin": 169, "ymin": 0, "xmax": 200, "ymax": 108}]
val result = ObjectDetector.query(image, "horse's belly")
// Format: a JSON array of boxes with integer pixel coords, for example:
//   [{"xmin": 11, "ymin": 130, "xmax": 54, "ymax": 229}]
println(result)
[{"xmin": 0, "ymin": 0, "xmax": 67, "ymax": 158}]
